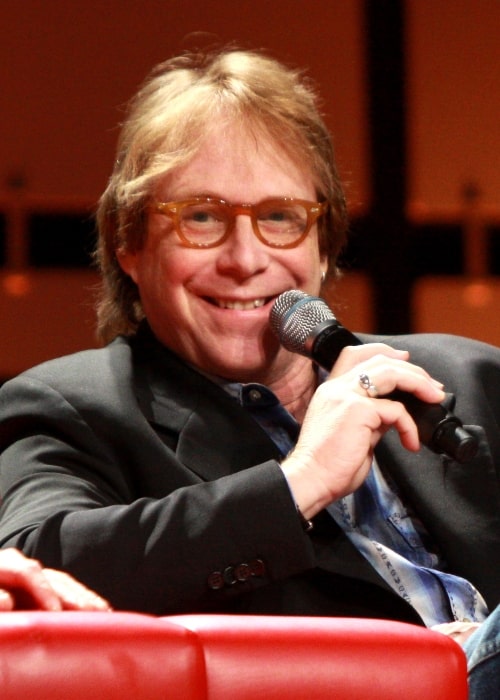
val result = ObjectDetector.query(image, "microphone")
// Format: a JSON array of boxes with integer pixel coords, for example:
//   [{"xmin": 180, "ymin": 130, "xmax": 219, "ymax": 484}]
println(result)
[{"xmin": 270, "ymin": 290, "xmax": 478, "ymax": 464}]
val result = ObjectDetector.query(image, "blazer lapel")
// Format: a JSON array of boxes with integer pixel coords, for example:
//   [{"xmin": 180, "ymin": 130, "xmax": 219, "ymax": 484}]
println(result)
[
  {"xmin": 132, "ymin": 329, "xmax": 281, "ymax": 481},
  {"xmin": 151, "ymin": 385, "xmax": 281, "ymax": 481}
]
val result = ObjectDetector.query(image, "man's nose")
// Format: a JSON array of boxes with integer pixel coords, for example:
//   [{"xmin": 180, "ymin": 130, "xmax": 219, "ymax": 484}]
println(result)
[{"xmin": 215, "ymin": 214, "xmax": 270, "ymax": 277}]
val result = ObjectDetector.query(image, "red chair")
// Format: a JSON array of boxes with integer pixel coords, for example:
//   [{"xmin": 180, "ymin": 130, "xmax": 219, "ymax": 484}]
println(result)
[
  {"xmin": 171, "ymin": 614, "xmax": 468, "ymax": 700},
  {"xmin": 0, "ymin": 612, "xmax": 468, "ymax": 699}
]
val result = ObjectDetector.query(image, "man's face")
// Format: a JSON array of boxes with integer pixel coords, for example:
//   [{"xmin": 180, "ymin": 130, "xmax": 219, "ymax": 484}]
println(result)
[{"xmin": 118, "ymin": 122, "xmax": 327, "ymax": 383}]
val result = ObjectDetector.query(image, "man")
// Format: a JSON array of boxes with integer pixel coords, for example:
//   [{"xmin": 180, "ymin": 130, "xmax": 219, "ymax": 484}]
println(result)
[{"xmin": 0, "ymin": 49, "xmax": 497, "ymax": 695}]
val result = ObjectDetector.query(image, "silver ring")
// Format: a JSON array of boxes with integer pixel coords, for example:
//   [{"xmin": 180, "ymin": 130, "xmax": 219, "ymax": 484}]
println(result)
[{"xmin": 359, "ymin": 373, "xmax": 378, "ymax": 398}]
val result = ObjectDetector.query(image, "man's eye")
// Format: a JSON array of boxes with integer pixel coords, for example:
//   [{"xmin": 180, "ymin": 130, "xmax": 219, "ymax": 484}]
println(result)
[
  {"xmin": 191, "ymin": 211, "xmax": 212, "ymax": 223},
  {"xmin": 265, "ymin": 210, "xmax": 288, "ymax": 222},
  {"xmin": 259, "ymin": 208, "xmax": 299, "ymax": 225},
  {"xmin": 185, "ymin": 208, "xmax": 221, "ymax": 225}
]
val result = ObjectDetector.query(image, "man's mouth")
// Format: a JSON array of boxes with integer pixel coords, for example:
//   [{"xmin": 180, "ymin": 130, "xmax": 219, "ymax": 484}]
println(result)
[{"xmin": 208, "ymin": 297, "xmax": 271, "ymax": 310}]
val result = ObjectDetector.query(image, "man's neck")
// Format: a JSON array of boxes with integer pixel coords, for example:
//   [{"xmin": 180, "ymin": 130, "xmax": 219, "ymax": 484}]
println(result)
[{"xmin": 266, "ymin": 356, "xmax": 318, "ymax": 424}]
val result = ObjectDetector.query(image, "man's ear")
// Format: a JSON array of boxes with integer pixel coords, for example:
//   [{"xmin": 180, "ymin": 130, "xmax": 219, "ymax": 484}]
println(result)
[{"xmin": 116, "ymin": 248, "xmax": 139, "ymax": 284}]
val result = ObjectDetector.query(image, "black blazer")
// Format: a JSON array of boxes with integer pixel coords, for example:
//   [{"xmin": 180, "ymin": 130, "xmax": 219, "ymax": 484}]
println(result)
[{"xmin": 0, "ymin": 325, "xmax": 499, "ymax": 618}]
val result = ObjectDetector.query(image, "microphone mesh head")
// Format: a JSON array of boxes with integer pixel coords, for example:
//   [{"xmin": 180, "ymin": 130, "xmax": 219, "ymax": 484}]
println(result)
[{"xmin": 270, "ymin": 290, "xmax": 336, "ymax": 354}]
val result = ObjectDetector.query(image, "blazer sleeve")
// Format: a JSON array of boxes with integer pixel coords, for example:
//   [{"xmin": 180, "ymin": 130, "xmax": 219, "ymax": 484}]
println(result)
[{"xmin": 0, "ymin": 367, "xmax": 316, "ymax": 614}]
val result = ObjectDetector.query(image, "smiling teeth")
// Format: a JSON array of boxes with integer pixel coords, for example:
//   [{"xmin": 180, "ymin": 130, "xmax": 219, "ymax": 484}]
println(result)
[{"xmin": 216, "ymin": 298, "xmax": 267, "ymax": 310}]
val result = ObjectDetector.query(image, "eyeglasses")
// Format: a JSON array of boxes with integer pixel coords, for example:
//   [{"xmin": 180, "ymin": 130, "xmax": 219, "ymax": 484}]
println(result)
[{"xmin": 151, "ymin": 197, "xmax": 327, "ymax": 249}]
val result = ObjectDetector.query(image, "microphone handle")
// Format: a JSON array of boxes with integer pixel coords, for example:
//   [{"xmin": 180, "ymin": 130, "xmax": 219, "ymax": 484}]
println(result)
[{"xmin": 308, "ymin": 321, "xmax": 478, "ymax": 464}]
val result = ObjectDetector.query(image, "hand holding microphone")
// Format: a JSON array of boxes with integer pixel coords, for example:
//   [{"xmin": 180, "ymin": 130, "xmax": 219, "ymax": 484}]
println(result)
[{"xmin": 270, "ymin": 290, "xmax": 478, "ymax": 464}]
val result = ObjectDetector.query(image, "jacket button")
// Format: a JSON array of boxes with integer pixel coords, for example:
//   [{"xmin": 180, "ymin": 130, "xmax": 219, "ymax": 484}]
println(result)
[
  {"xmin": 234, "ymin": 563, "xmax": 251, "ymax": 582},
  {"xmin": 223, "ymin": 566, "xmax": 237, "ymax": 585},
  {"xmin": 207, "ymin": 571, "xmax": 224, "ymax": 590},
  {"xmin": 249, "ymin": 558, "xmax": 266, "ymax": 577}
]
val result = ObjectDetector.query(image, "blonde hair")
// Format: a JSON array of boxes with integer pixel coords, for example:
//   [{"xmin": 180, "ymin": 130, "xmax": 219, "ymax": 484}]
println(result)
[{"xmin": 95, "ymin": 48, "xmax": 348, "ymax": 342}]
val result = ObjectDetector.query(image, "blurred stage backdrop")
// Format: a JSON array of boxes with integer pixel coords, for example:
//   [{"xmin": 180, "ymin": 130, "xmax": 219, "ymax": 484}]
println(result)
[{"xmin": 1, "ymin": 0, "xmax": 499, "ymax": 380}]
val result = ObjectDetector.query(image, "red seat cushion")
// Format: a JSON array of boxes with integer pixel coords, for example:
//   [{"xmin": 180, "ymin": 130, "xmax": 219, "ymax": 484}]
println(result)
[
  {"xmin": 170, "ymin": 614, "xmax": 468, "ymax": 700},
  {"xmin": 0, "ymin": 611, "xmax": 206, "ymax": 700}
]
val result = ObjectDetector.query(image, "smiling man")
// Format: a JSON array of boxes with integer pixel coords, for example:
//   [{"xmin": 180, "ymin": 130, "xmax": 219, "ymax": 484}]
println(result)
[
  {"xmin": 117, "ymin": 119, "xmax": 327, "ymax": 387},
  {"xmin": 0, "ymin": 49, "xmax": 498, "ymax": 698}
]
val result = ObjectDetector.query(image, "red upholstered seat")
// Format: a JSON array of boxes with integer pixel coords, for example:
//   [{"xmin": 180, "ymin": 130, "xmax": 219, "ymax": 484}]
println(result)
[
  {"xmin": 170, "ymin": 614, "xmax": 468, "ymax": 700},
  {"xmin": 0, "ymin": 612, "xmax": 468, "ymax": 698},
  {"xmin": 0, "ymin": 611, "xmax": 206, "ymax": 700}
]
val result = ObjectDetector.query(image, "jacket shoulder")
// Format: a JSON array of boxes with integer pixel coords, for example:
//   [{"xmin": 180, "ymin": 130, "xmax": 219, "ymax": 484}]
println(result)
[
  {"xmin": 0, "ymin": 336, "xmax": 134, "ymax": 405},
  {"xmin": 359, "ymin": 332, "xmax": 500, "ymax": 370}
]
